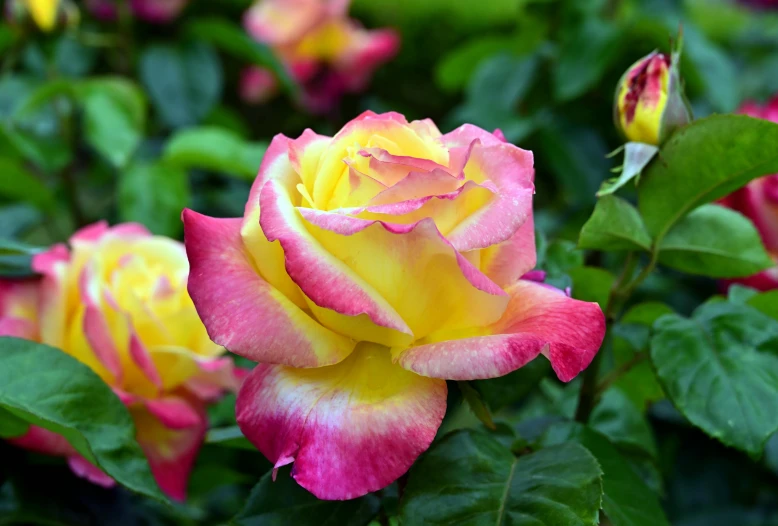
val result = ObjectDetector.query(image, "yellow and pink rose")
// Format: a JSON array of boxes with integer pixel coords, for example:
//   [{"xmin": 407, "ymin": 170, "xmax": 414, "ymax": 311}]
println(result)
[
  {"xmin": 183, "ymin": 111, "xmax": 606, "ymax": 500},
  {"xmin": 241, "ymin": 0, "xmax": 399, "ymax": 113},
  {"xmin": 0, "ymin": 222, "xmax": 243, "ymax": 500}
]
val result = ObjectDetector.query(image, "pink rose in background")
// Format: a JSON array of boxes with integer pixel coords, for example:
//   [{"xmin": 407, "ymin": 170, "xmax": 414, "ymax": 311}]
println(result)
[
  {"xmin": 719, "ymin": 96, "xmax": 778, "ymax": 291},
  {"xmin": 1, "ymin": 222, "xmax": 244, "ymax": 500},
  {"xmin": 182, "ymin": 111, "xmax": 605, "ymax": 500},
  {"xmin": 241, "ymin": 0, "xmax": 399, "ymax": 113},
  {"xmin": 85, "ymin": 0, "xmax": 189, "ymax": 23},
  {"xmin": 240, "ymin": 66, "xmax": 279, "ymax": 105}
]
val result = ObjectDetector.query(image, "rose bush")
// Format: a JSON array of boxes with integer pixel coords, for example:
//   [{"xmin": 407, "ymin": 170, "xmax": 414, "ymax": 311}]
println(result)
[
  {"xmin": 85, "ymin": 0, "xmax": 189, "ymax": 23},
  {"xmin": 0, "ymin": 222, "xmax": 243, "ymax": 501},
  {"xmin": 183, "ymin": 110, "xmax": 606, "ymax": 500}
]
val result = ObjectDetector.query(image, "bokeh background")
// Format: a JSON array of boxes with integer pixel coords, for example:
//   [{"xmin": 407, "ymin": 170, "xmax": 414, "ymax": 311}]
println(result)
[{"xmin": 4, "ymin": 0, "xmax": 778, "ymax": 524}]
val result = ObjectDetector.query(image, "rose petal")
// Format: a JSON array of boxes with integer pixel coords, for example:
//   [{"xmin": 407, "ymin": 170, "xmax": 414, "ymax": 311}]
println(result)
[
  {"xmin": 183, "ymin": 209, "xmax": 355, "ymax": 368},
  {"xmin": 236, "ymin": 343, "xmax": 447, "ymax": 500},
  {"xmin": 68, "ymin": 456, "xmax": 115, "ymax": 488},
  {"xmin": 394, "ymin": 279, "xmax": 605, "ymax": 382},
  {"xmin": 479, "ymin": 214, "xmax": 537, "ymax": 288},
  {"xmin": 259, "ymin": 179, "xmax": 414, "ymax": 344},
  {"xmin": 131, "ymin": 402, "xmax": 206, "ymax": 502},
  {"xmin": 297, "ymin": 208, "xmax": 508, "ymax": 340},
  {"xmin": 144, "ymin": 396, "xmax": 202, "ymax": 429}
]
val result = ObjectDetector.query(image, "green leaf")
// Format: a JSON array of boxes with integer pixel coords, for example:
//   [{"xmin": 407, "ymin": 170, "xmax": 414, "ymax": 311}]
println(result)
[
  {"xmin": 78, "ymin": 79, "xmax": 146, "ymax": 168},
  {"xmin": 657, "ymin": 204, "xmax": 773, "ymax": 278},
  {"xmin": 400, "ymin": 429, "xmax": 603, "ymax": 526},
  {"xmin": 435, "ymin": 36, "xmax": 517, "ymax": 93},
  {"xmin": 597, "ymin": 142, "xmax": 659, "ymax": 197},
  {"xmin": 553, "ymin": 17, "xmax": 622, "ymax": 101},
  {"xmin": 139, "ymin": 41, "xmax": 223, "ymax": 129},
  {"xmin": 650, "ymin": 301, "xmax": 778, "ymax": 456},
  {"xmin": 569, "ymin": 266, "xmax": 615, "ymax": 309},
  {"xmin": 638, "ymin": 115, "xmax": 778, "ymax": 240},
  {"xmin": 205, "ymin": 426, "xmax": 255, "ymax": 450},
  {"xmin": 234, "ymin": 468, "xmax": 380, "ymax": 526},
  {"xmin": 0, "ymin": 406, "xmax": 29, "ymax": 438},
  {"xmin": 186, "ymin": 18, "xmax": 296, "ymax": 95},
  {"xmin": 163, "ymin": 126, "xmax": 268, "ymax": 179},
  {"xmin": 0, "ymin": 238, "xmax": 42, "ymax": 278},
  {"xmin": 746, "ymin": 290, "xmax": 778, "ymax": 321},
  {"xmin": 0, "ymin": 337, "xmax": 164, "ymax": 501},
  {"xmin": 579, "ymin": 196, "xmax": 652, "ymax": 252},
  {"xmin": 0, "ymin": 158, "xmax": 55, "ymax": 210},
  {"xmin": 591, "ymin": 388, "xmax": 657, "ymax": 458},
  {"xmin": 118, "ymin": 161, "xmax": 190, "ymax": 237},
  {"xmin": 543, "ymin": 423, "xmax": 670, "ymax": 526},
  {"xmin": 683, "ymin": 26, "xmax": 739, "ymax": 113},
  {"xmin": 473, "ymin": 358, "xmax": 550, "ymax": 412},
  {"xmin": 457, "ymin": 381, "xmax": 496, "ymax": 430}
]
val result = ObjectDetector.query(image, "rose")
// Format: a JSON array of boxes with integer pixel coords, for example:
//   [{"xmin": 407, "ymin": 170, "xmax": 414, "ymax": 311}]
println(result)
[
  {"xmin": 614, "ymin": 50, "xmax": 691, "ymax": 145},
  {"xmin": 719, "ymin": 96, "xmax": 778, "ymax": 290},
  {"xmin": 241, "ymin": 0, "xmax": 399, "ymax": 113},
  {"xmin": 84, "ymin": 0, "xmax": 188, "ymax": 23},
  {"xmin": 1, "ymin": 222, "xmax": 243, "ymax": 500},
  {"xmin": 183, "ymin": 111, "xmax": 606, "ymax": 500}
]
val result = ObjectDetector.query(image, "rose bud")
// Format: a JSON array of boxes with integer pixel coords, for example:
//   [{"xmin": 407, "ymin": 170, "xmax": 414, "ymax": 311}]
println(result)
[{"xmin": 614, "ymin": 50, "xmax": 692, "ymax": 145}]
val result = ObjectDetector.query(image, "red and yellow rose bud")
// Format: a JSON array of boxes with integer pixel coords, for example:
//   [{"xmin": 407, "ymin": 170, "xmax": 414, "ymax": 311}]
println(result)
[
  {"xmin": 0, "ymin": 223, "xmax": 244, "ymax": 501},
  {"xmin": 719, "ymin": 96, "xmax": 778, "ymax": 290},
  {"xmin": 183, "ymin": 111, "xmax": 606, "ymax": 500},
  {"xmin": 614, "ymin": 50, "xmax": 691, "ymax": 145}
]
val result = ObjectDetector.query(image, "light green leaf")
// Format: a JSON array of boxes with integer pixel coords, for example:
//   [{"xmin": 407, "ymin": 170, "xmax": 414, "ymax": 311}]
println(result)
[
  {"xmin": 569, "ymin": 266, "xmax": 616, "ymax": 309},
  {"xmin": 597, "ymin": 142, "xmax": 659, "ymax": 197},
  {"xmin": 78, "ymin": 79, "xmax": 146, "ymax": 168},
  {"xmin": 234, "ymin": 467, "xmax": 380, "ymax": 525},
  {"xmin": 163, "ymin": 126, "xmax": 268, "ymax": 179},
  {"xmin": 401, "ymin": 429, "xmax": 603, "ymax": 526},
  {"xmin": 658, "ymin": 204, "xmax": 773, "ymax": 278},
  {"xmin": 0, "ymin": 337, "xmax": 164, "ymax": 501},
  {"xmin": 205, "ymin": 426, "xmax": 255, "ymax": 450},
  {"xmin": 139, "ymin": 41, "xmax": 223, "ymax": 129},
  {"xmin": 650, "ymin": 301, "xmax": 778, "ymax": 456},
  {"xmin": 118, "ymin": 161, "xmax": 190, "ymax": 237},
  {"xmin": 638, "ymin": 114, "xmax": 778, "ymax": 240},
  {"xmin": 579, "ymin": 196, "xmax": 652, "ymax": 252}
]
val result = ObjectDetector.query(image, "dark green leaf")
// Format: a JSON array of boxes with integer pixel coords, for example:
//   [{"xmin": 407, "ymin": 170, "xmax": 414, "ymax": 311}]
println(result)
[
  {"xmin": 234, "ymin": 468, "xmax": 380, "ymax": 526},
  {"xmin": 591, "ymin": 388, "xmax": 657, "ymax": 458},
  {"xmin": 579, "ymin": 196, "xmax": 652, "ymax": 252},
  {"xmin": 638, "ymin": 115, "xmax": 778, "ymax": 239},
  {"xmin": 543, "ymin": 423, "xmax": 670, "ymax": 526},
  {"xmin": 401, "ymin": 429, "xmax": 603, "ymax": 526},
  {"xmin": 205, "ymin": 426, "xmax": 255, "ymax": 451},
  {"xmin": 553, "ymin": 17, "xmax": 621, "ymax": 101},
  {"xmin": 0, "ymin": 337, "xmax": 164, "ymax": 501},
  {"xmin": 473, "ymin": 358, "xmax": 550, "ymax": 412},
  {"xmin": 658, "ymin": 204, "xmax": 773, "ymax": 278},
  {"xmin": 0, "ymin": 239, "xmax": 42, "ymax": 278},
  {"xmin": 650, "ymin": 301, "xmax": 778, "ymax": 455},
  {"xmin": 139, "ymin": 41, "xmax": 222, "ymax": 129},
  {"xmin": 0, "ymin": 158, "xmax": 54, "ymax": 210},
  {"xmin": 118, "ymin": 161, "xmax": 190, "ymax": 237},
  {"xmin": 163, "ymin": 126, "xmax": 267, "ymax": 179},
  {"xmin": 457, "ymin": 381, "xmax": 496, "ymax": 430},
  {"xmin": 683, "ymin": 26, "xmax": 739, "ymax": 113},
  {"xmin": 435, "ymin": 36, "xmax": 517, "ymax": 93},
  {"xmin": 186, "ymin": 18, "xmax": 296, "ymax": 94}
]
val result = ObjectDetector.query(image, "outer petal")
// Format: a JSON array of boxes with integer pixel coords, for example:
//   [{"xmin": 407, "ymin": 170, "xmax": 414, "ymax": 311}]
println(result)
[
  {"xmin": 130, "ymin": 402, "xmax": 206, "ymax": 501},
  {"xmin": 479, "ymin": 214, "xmax": 537, "ymax": 288},
  {"xmin": 395, "ymin": 280, "xmax": 605, "ymax": 382},
  {"xmin": 236, "ymin": 343, "xmax": 447, "ymax": 500},
  {"xmin": 68, "ymin": 456, "xmax": 115, "ymax": 488},
  {"xmin": 183, "ymin": 209, "xmax": 355, "ymax": 368},
  {"xmin": 0, "ymin": 279, "xmax": 39, "ymax": 339},
  {"xmin": 295, "ymin": 206, "xmax": 508, "ymax": 340},
  {"xmin": 9, "ymin": 425, "xmax": 75, "ymax": 456}
]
